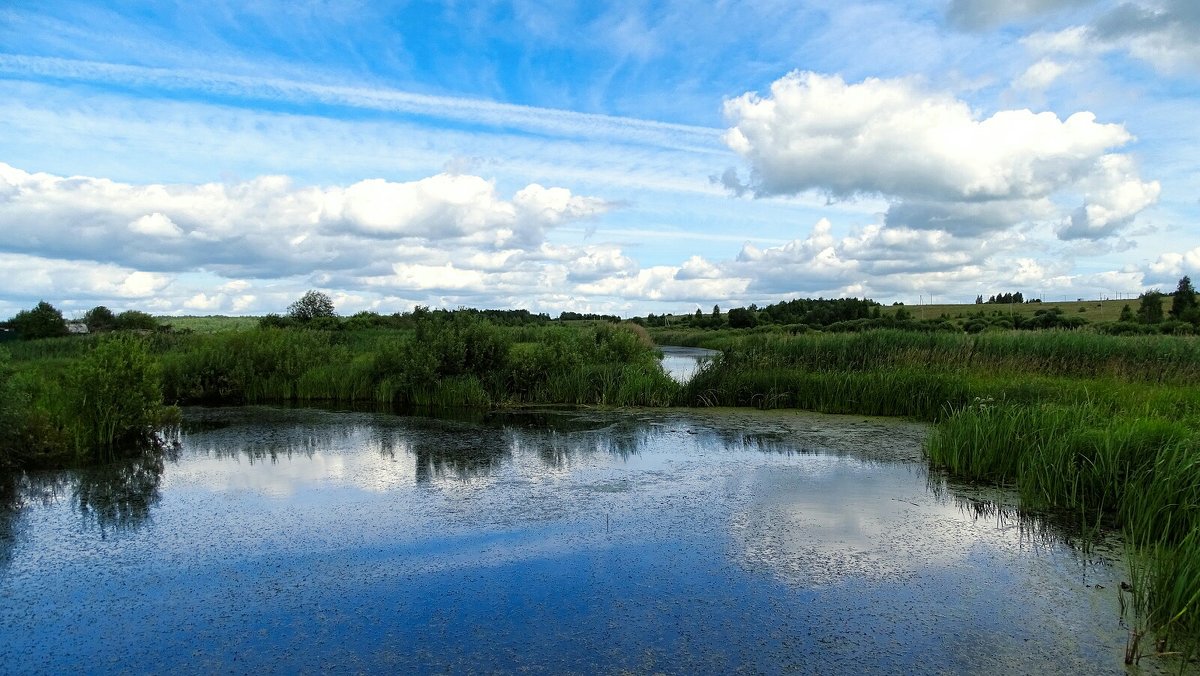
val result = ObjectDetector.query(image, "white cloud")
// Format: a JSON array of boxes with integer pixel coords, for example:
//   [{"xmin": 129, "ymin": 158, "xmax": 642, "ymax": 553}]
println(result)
[
  {"xmin": 0, "ymin": 55, "xmax": 722, "ymax": 152},
  {"xmin": 1026, "ymin": 1, "xmax": 1200, "ymax": 74},
  {"xmin": 722, "ymin": 71, "xmax": 1158, "ymax": 240},
  {"xmin": 566, "ymin": 247, "xmax": 639, "ymax": 282},
  {"xmin": 128, "ymin": 212, "xmax": 184, "ymax": 238},
  {"xmin": 0, "ymin": 163, "xmax": 610, "ymax": 278},
  {"xmin": 0, "ymin": 253, "xmax": 172, "ymax": 303},
  {"xmin": 1147, "ymin": 247, "xmax": 1200, "ymax": 282},
  {"xmin": 1061, "ymin": 154, "xmax": 1162, "ymax": 239},
  {"xmin": 1014, "ymin": 59, "xmax": 1070, "ymax": 90},
  {"xmin": 575, "ymin": 264, "xmax": 749, "ymax": 303}
]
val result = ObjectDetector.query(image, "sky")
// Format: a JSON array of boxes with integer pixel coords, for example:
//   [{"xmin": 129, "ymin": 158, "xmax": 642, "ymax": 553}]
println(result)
[{"xmin": 0, "ymin": 0, "xmax": 1197, "ymax": 318}]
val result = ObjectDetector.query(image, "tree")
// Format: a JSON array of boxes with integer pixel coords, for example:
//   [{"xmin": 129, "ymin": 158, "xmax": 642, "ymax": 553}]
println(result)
[
  {"xmin": 728, "ymin": 307, "xmax": 757, "ymax": 329},
  {"xmin": 10, "ymin": 301, "xmax": 68, "ymax": 339},
  {"xmin": 712, "ymin": 304, "xmax": 720, "ymax": 318},
  {"xmin": 1137, "ymin": 291, "xmax": 1164, "ymax": 324},
  {"xmin": 83, "ymin": 306, "xmax": 116, "ymax": 332},
  {"xmin": 1118, "ymin": 304, "xmax": 1135, "ymax": 323},
  {"xmin": 287, "ymin": 290, "xmax": 336, "ymax": 322},
  {"xmin": 1170, "ymin": 275, "xmax": 1198, "ymax": 322}
]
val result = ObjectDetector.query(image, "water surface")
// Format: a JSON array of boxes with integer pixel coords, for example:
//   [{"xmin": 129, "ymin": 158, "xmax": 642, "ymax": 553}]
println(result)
[
  {"xmin": 0, "ymin": 406, "xmax": 1136, "ymax": 673},
  {"xmin": 658, "ymin": 345, "xmax": 719, "ymax": 383}
]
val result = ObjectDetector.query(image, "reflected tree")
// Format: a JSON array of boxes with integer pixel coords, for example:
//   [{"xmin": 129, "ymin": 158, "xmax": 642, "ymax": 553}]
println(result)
[
  {"xmin": 74, "ymin": 448, "xmax": 171, "ymax": 537},
  {"xmin": 412, "ymin": 431, "xmax": 510, "ymax": 483}
]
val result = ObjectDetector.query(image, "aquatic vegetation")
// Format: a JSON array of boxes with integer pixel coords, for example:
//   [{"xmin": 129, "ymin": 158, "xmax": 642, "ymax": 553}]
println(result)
[
  {"xmin": 154, "ymin": 316, "xmax": 678, "ymax": 409},
  {"xmin": 0, "ymin": 337, "xmax": 177, "ymax": 469}
]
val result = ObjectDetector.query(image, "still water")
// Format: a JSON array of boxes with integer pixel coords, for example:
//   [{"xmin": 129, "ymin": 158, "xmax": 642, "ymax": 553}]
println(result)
[
  {"xmin": 0, "ymin": 406, "xmax": 1135, "ymax": 674},
  {"xmin": 658, "ymin": 345, "xmax": 719, "ymax": 383}
]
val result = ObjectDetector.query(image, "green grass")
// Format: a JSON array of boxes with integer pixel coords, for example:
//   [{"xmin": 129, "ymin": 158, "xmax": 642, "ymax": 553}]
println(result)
[{"xmin": 156, "ymin": 315, "xmax": 261, "ymax": 333}]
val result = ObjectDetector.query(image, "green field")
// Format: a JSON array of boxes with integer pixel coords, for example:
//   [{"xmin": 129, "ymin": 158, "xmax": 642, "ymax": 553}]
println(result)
[
  {"xmin": 884, "ymin": 298, "xmax": 1131, "ymax": 322},
  {"xmin": 156, "ymin": 315, "xmax": 261, "ymax": 333}
]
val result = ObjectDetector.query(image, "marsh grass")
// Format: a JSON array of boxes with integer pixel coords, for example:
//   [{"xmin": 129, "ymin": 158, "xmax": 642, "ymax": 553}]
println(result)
[
  {"xmin": 927, "ymin": 400, "xmax": 1200, "ymax": 657},
  {"xmin": 152, "ymin": 318, "xmax": 678, "ymax": 409},
  {"xmin": 655, "ymin": 328, "xmax": 1200, "ymax": 383},
  {"xmin": 1, "ymin": 337, "xmax": 177, "ymax": 469}
]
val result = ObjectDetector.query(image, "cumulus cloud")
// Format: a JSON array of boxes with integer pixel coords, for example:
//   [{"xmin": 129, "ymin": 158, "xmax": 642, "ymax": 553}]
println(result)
[
  {"xmin": 1060, "ymin": 154, "xmax": 1161, "ymax": 239},
  {"xmin": 1146, "ymin": 247, "xmax": 1200, "ymax": 283},
  {"xmin": 1026, "ymin": 0, "xmax": 1200, "ymax": 74},
  {"xmin": 0, "ymin": 253, "xmax": 172, "ymax": 302},
  {"xmin": 575, "ymin": 264, "xmax": 749, "ymax": 303},
  {"xmin": 0, "ymin": 163, "xmax": 611, "ymax": 278},
  {"xmin": 128, "ymin": 212, "xmax": 184, "ymax": 238},
  {"xmin": 721, "ymin": 71, "xmax": 1159, "ymax": 240}
]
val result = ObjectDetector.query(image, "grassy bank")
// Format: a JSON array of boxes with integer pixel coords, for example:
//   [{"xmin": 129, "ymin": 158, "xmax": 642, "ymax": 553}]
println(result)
[{"xmin": 0, "ymin": 318, "xmax": 677, "ymax": 470}]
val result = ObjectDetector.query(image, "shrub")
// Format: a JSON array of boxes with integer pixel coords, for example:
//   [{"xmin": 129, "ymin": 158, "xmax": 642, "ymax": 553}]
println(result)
[
  {"xmin": 113, "ymin": 310, "xmax": 160, "ymax": 332},
  {"xmin": 69, "ymin": 337, "xmax": 172, "ymax": 462},
  {"xmin": 83, "ymin": 306, "xmax": 117, "ymax": 332}
]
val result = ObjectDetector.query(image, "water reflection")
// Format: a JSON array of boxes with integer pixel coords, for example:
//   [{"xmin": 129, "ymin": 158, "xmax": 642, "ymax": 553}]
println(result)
[
  {"xmin": 4, "ymin": 406, "xmax": 1110, "ymax": 558},
  {"xmin": 658, "ymin": 345, "xmax": 720, "ymax": 383},
  {"xmin": 0, "ymin": 447, "xmax": 170, "ymax": 553},
  {"xmin": 2, "ymin": 405, "xmax": 1134, "ymax": 673},
  {"xmin": 410, "ymin": 430, "xmax": 511, "ymax": 483},
  {"xmin": 74, "ymin": 450, "xmax": 171, "ymax": 536}
]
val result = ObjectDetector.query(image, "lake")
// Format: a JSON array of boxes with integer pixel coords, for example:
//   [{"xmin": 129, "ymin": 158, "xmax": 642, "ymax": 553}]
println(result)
[{"xmin": 0, "ymin": 406, "xmax": 1136, "ymax": 673}]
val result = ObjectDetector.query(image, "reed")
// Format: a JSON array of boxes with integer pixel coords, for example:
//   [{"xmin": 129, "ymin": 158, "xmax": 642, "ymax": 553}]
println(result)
[{"xmin": 653, "ymin": 328, "xmax": 1200, "ymax": 383}]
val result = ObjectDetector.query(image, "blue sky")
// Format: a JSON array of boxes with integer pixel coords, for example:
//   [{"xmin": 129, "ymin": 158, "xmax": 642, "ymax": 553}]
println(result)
[{"xmin": 0, "ymin": 0, "xmax": 1197, "ymax": 317}]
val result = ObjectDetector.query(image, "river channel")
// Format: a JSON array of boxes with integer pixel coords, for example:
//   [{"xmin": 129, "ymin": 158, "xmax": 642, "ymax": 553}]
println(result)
[{"xmin": 0, "ymin": 402, "xmax": 1141, "ymax": 674}]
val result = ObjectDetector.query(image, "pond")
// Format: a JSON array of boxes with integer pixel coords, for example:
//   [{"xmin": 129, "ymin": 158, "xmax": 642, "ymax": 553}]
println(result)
[
  {"xmin": 658, "ymin": 345, "xmax": 719, "ymax": 383},
  {"xmin": 0, "ymin": 406, "xmax": 1138, "ymax": 673}
]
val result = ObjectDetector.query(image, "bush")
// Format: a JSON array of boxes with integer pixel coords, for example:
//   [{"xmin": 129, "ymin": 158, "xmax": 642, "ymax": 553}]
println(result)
[
  {"xmin": 69, "ymin": 337, "xmax": 172, "ymax": 462},
  {"xmin": 83, "ymin": 306, "xmax": 117, "ymax": 332},
  {"xmin": 728, "ymin": 307, "xmax": 758, "ymax": 329},
  {"xmin": 113, "ymin": 310, "xmax": 160, "ymax": 331}
]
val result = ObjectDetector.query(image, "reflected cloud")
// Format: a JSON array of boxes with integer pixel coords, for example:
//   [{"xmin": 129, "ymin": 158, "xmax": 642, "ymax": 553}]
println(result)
[{"xmin": 730, "ymin": 460, "xmax": 1106, "ymax": 589}]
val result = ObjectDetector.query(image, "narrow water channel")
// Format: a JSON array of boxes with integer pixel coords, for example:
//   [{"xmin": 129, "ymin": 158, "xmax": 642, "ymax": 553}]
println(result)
[
  {"xmin": 0, "ymin": 406, "xmax": 1136, "ymax": 673},
  {"xmin": 658, "ymin": 345, "xmax": 719, "ymax": 383}
]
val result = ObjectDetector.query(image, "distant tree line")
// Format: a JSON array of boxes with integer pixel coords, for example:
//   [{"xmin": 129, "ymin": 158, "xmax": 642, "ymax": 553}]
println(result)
[
  {"xmin": 1, "ymin": 301, "xmax": 161, "ymax": 340},
  {"xmin": 976, "ymin": 292, "xmax": 1041, "ymax": 304},
  {"xmin": 7, "ymin": 276, "xmax": 1198, "ymax": 341},
  {"xmin": 558, "ymin": 311, "xmax": 621, "ymax": 322}
]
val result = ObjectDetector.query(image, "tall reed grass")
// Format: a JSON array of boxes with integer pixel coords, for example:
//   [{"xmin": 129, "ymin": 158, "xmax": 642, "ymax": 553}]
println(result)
[
  {"xmin": 154, "ymin": 318, "xmax": 678, "ymax": 409},
  {"xmin": 656, "ymin": 328, "xmax": 1200, "ymax": 383},
  {"xmin": 927, "ymin": 400, "xmax": 1200, "ymax": 658}
]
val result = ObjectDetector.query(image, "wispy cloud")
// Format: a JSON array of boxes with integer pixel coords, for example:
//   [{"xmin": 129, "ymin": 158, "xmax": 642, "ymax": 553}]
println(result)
[{"xmin": 0, "ymin": 55, "xmax": 723, "ymax": 152}]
